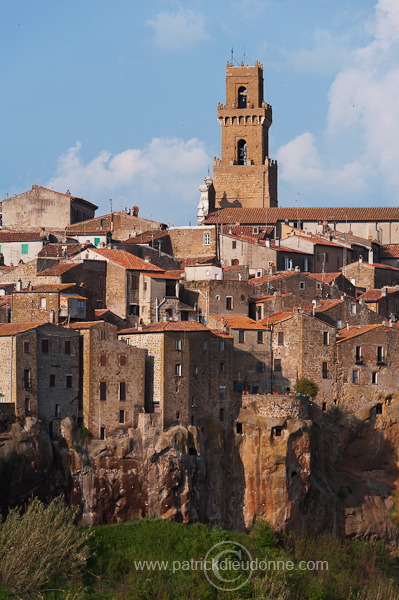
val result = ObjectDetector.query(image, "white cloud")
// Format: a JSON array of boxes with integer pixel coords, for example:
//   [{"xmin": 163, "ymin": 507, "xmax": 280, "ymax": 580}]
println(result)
[
  {"xmin": 286, "ymin": 29, "xmax": 352, "ymax": 76},
  {"xmin": 277, "ymin": 0, "xmax": 399, "ymax": 206},
  {"xmin": 47, "ymin": 138, "xmax": 209, "ymax": 224},
  {"xmin": 146, "ymin": 9, "xmax": 207, "ymax": 52}
]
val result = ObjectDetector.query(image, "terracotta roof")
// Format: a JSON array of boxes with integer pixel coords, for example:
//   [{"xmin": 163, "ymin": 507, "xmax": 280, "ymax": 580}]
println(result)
[
  {"xmin": 65, "ymin": 229, "xmax": 110, "ymax": 236},
  {"xmin": 38, "ymin": 263, "xmax": 79, "ymax": 276},
  {"xmin": 180, "ymin": 256, "xmax": 217, "ymax": 267},
  {"xmin": 38, "ymin": 243, "xmax": 88, "ymax": 258},
  {"xmin": 281, "ymin": 229, "xmax": 349, "ymax": 248},
  {"xmin": 0, "ymin": 295, "xmax": 11, "ymax": 307},
  {"xmin": 15, "ymin": 283, "xmax": 75, "ymax": 293},
  {"xmin": 122, "ymin": 229, "xmax": 169, "ymax": 244},
  {"xmin": 272, "ymin": 244, "xmax": 313, "ymax": 254},
  {"xmin": 210, "ymin": 329, "xmax": 233, "ymax": 339},
  {"xmin": 0, "ymin": 231, "xmax": 46, "ymax": 242},
  {"xmin": 0, "ymin": 323, "xmax": 43, "ymax": 336},
  {"xmin": 163, "ymin": 270, "xmax": 184, "ymax": 278},
  {"xmin": 0, "ymin": 266, "xmax": 17, "ymax": 273},
  {"xmin": 144, "ymin": 272, "xmax": 181, "ymax": 280},
  {"xmin": 379, "ymin": 245, "xmax": 399, "ymax": 258},
  {"xmin": 69, "ymin": 321, "xmax": 105, "ymax": 329},
  {"xmin": 88, "ymin": 249, "xmax": 164, "ymax": 271},
  {"xmin": 337, "ymin": 324, "xmax": 383, "ymax": 342},
  {"xmin": 223, "ymin": 264, "xmax": 245, "ymax": 271},
  {"xmin": 259, "ymin": 311, "xmax": 294, "ymax": 325},
  {"xmin": 203, "ymin": 207, "xmax": 399, "ymax": 224},
  {"xmin": 248, "ymin": 271, "xmax": 299, "ymax": 285},
  {"xmin": 342, "ymin": 260, "xmax": 399, "ymax": 272},
  {"xmin": 94, "ymin": 309, "xmax": 109, "ymax": 317},
  {"xmin": 250, "ymin": 293, "xmax": 293, "ymax": 302},
  {"xmin": 306, "ymin": 272, "xmax": 341, "ymax": 283},
  {"xmin": 315, "ymin": 299, "xmax": 343, "ymax": 313},
  {"xmin": 60, "ymin": 293, "xmax": 86, "ymax": 300},
  {"xmin": 358, "ymin": 288, "xmax": 399, "ymax": 302},
  {"xmin": 66, "ymin": 211, "xmax": 166, "ymax": 231},
  {"xmin": 220, "ymin": 225, "xmax": 275, "ymax": 243},
  {"xmin": 212, "ymin": 316, "xmax": 268, "ymax": 330},
  {"xmin": 119, "ymin": 321, "xmax": 209, "ymax": 334}
]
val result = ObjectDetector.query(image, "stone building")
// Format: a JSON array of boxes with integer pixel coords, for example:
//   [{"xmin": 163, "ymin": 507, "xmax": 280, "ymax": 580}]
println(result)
[
  {"xmin": 356, "ymin": 288, "xmax": 399, "ymax": 320},
  {"xmin": 249, "ymin": 293, "xmax": 313, "ymax": 321},
  {"xmin": 140, "ymin": 272, "xmax": 185, "ymax": 323},
  {"xmin": 0, "ymin": 185, "xmax": 97, "ymax": 230},
  {"xmin": 182, "ymin": 279, "xmax": 251, "ymax": 323},
  {"xmin": 208, "ymin": 315, "xmax": 271, "ymax": 395},
  {"xmin": 69, "ymin": 321, "xmax": 145, "ymax": 439},
  {"xmin": 66, "ymin": 210, "xmax": 167, "ymax": 242},
  {"xmin": 212, "ymin": 61, "xmax": 278, "ymax": 210},
  {"xmin": 0, "ymin": 322, "xmax": 80, "ymax": 425},
  {"xmin": 118, "ymin": 321, "xmax": 234, "ymax": 429},
  {"xmin": 280, "ymin": 227, "xmax": 352, "ymax": 272},
  {"xmin": 265, "ymin": 311, "xmax": 337, "ymax": 409},
  {"xmin": 0, "ymin": 231, "xmax": 48, "ymax": 265},
  {"xmin": 336, "ymin": 324, "xmax": 399, "ymax": 413},
  {"xmin": 341, "ymin": 259, "xmax": 399, "ymax": 292},
  {"xmin": 248, "ymin": 270, "xmax": 323, "ymax": 301},
  {"xmin": 11, "ymin": 283, "xmax": 82, "ymax": 324},
  {"xmin": 314, "ymin": 297, "xmax": 384, "ymax": 329}
]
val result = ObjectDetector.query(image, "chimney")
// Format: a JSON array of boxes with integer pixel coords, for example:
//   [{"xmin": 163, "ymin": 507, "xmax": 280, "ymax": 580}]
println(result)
[
  {"xmin": 368, "ymin": 250, "xmax": 373, "ymax": 265},
  {"xmin": 359, "ymin": 255, "xmax": 363, "ymax": 263},
  {"xmin": 16, "ymin": 278, "xmax": 22, "ymax": 292},
  {"xmin": 265, "ymin": 238, "xmax": 271, "ymax": 247},
  {"xmin": 144, "ymin": 256, "xmax": 151, "ymax": 263},
  {"xmin": 382, "ymin": 286, "xmax": 388, "ymax": 297},
  {"xmin": 294, "ymin": 265, "xmax": 300, "ymax": 272},
  {"xmin": 274, "ymin": 239, "xmax": 280, "ymax": 247},
  {"xmin": 50, "ymin": 310, "xmax": 55, "ymax": 324},
  {"xmin": 132, "ymin": 205, "xmax": 139, "ymax": 217}
]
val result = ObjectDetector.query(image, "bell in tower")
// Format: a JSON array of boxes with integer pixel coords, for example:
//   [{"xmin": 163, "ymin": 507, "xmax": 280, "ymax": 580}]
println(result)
[{"xmin": 212, "ymin": 60, "xmax": 278, "ymax": 210}]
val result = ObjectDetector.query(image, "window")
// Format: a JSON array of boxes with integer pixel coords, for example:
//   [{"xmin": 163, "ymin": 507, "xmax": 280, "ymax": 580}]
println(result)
[
  {"xmin": 352, "ymin": 370, "xmax": 359, "ymax": 384},
  {"xmin": 191, "ymin": 397, "xmax": 196, "ymax": 407},
  {"xmin": 304, "ymin": 258, "xmax": 309, "ymax": 271},
  {"xmin": 323, "ymin": 331, "xmax": 329, "ymax": 346},
  {"xmin": 40, "ymin": 297, "xmax": 47, "ymax": 309},
  {"xmin": 94, "ymin": 237, "xmax": 100, "ymax": 247},
  {"xmin": 119, "ymin": 382, "xmax": 126, "ymax": 401},
  {"xmin": 226, "ymin": 296, "xmax": 233, "ymax": 311},
  {"xmin": 232, "ymin": 241, "xmax": 236, "ymax": 249},
  {"xmin": 100, "ymin": 218, "xmax": 106, "ymax": 227},
  {"xmin": 130, "ymin": 273, "xmax": 139, "ymax": 289},
  {"xmin": 100, "ymin": 329, "xmax": 107, "ymax": 341},
  {"xmin": 100, "ymin": 427, "xmax": 105, "ymax": 440},
  {"xmin": 23, "ymin": 341, "xmax": 30, "ymax": 354},
  {"xmin": 50, "ymin": 374, "xmax": 55, "ymax": 388},
  {"xmin": 238, "ymin": 86, "xmax": 247, "ymax": 108},
  {"xmin": 100, "ymin": 354, "xmax": 107, "ymax": 366},
  {"xmin": 219, "ymin": 387, "xmax": 226, "ymax": 401},
  {"xmin": 41, "ymin": 339, "xmax": 49, "ymax": 353},
  {"xmin": 175, "ymin": 363, "xmax": 182, "ymax": 377},
  {"xmin": 219, "ymin": 408, "xmax": 225, "ymax": 421},
  {"xmin": 77, "ymin": 299, "xmax": 85, "ymax": 310},
  {"xmin": 336, "ymin": 320, "xmax": 342, "ymax": 329},
  {"xmin": 175, "ymin": 339, "xmax": 182, "ymax": 351},
  {"xmin": 194, "ymin": 365, "xmax": 199, "ymax": 375},
  {"xmin": 322, "ymin": 362, "xmax": 329, "ymax": 379},
  {"xmin": 55, "ymin": 404, "xmax": 61, "ymax": 419},
  {"xmin": 252, "ymin": 227, "xmax": 259, "ymax": 235},
  {"xmin": 278, "ymin": 331, "xmax": 284, "ymax": 346},
  {"xmin": 21, "ymin": 243, "xmax": 28, "ymax": 255},
  {"xmin": 203, "ymin": 341, "xmax": 208, "ymax": 351},
  {"xmin": 372, "ymin": 372, "xmax": 378, "ymax": 384},
  {"xmin": 237, "ymin": 139, "xmax": 247, "ymax": 165},
  {"xmin": 377, "ymin": 346, "xmax": 384, "ymax": 363},
  {"xmin": 24, "ymin": 398, "xmax": 30, "ymax": 416},
  {"xmin": 203, "ymin": 232, "xmax": 211, "ymax": 246},
  {"xmin": 238, "ymin": 330, "xmax": 245, "ymax": 343},
  {"xmin": 23, "ymin": 369, "xmax": 31, "ymax": 390},
  {"xmin": 322, "ymin": 402, "xmax": 327, "ymax": 411},
  {"xmin": 273, "ymin": 426, "xmax": 282, "ymax": 437},
  {"xmin": 119, "ymin": 355, "xmax": 127, "ymax": 366},
  {"xmin": 355, "ymin": 346, "xmax": 362, "ymax": 363},
  {"xmin": 376, "ymin": 402, "xmax": 383, "ymax": 415},
  {"xmin": 220, "ymin": 362, "xmax": 225, "ymax": 373},
  {"xmin": 257, "ymin": 361, "xmax": 265, "ymax": 373},
  {"xmin": 220, "ymin": 340, "xmax": 225, "ymax": 351},
  {"xmin": 299, "ymin": 281, "xmax": 305, "ymax": 290},
  {"xmin": 129, "ymin": 304, "xmax": 139, "ymax": 316},
  {"xmin": 119, "ymin": 410, "xmax": 125, "ymax": 424},
  {"xmin": 257, "ymin": 331, "xmax": 263, "ymax": 344},
  {"xmin": 274, "ymin": 359, "xmax": 282, "ymax": 372},
  {"xmin": 236, "ymin": 422, "xmax": 243, "ymax": 434},
  {"xmin": 100, "ymin": 381, "xmax": 107, "ymax": 401},
  {"xmin": 66, "ymin": 375, "xmax": 73, "ymax": 389},
  {"xmin": 325, "ymin": 253, "xmax": 329, "ymax": 263},
  {"xmin": 350, "ymin": 303, "xmax": 357, "ymax": 315}
]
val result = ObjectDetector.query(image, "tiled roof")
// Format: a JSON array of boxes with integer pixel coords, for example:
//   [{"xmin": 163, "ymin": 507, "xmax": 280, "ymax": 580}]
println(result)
[
  {"xmin": 0, "ymin": 231, "xmax": 45, "ymax": 242},
  {"xmin": 0, "ymin": 266, "xmax": 17, "ymax": 273},
  {"xmin": 119, "ymin": 321, "xmax": 209, "ymax": 334},
  {"xmin": 315, "ymin": 299, "xmax": 343, "ymax": 313},
  {"xmin": 16, "ymin": 283, "xmax": 76, "ymax": 293},
  {"xmin": 144, "ymin": 272, "xmax": 181, "ymax": 279},
  {"xmin": 250, "ymin": 293, "xmax": 293, "ymax": 302},
  {"xmin": 210, "ymin": 329, "xmax": 233, "ymax": 339},
  {"xmin": 203, "ymin": 207, "xmax": 399, "ymax": 225},
  {"xmin": 38, "ymin": 243, "xmax": 88, "ymax": 258},
  {"xmin": 259, "ymin": 311, "xmax": 293, "ymax": 325},
  {"xmin": 306, "ymin": 272, "xmax": 341, "ymax": 283},
  {"xmin": 220, "ymin": 225, "xmax": 274, "ymax": 243},
  {"xmin": 272, "ymin": 244, "xmax": 313, "ymax": 254},
  {"xmin": 342, "ymin": 260, "xmax": 399, "ymax": 272},
  {"xmin": 89, "ymin": 249, "xmax": 164, "ymax": 271},
  {"xmin": 0, "ymin": 323, "xmax": 43, "ymax": 336},
  {"xmin": 281, "ymin": 230, "xmax": 350, "ymax": 248},
  {"xmin": 122, "ymin": 229, "xmax": 169, "ymax": 244},
  {"xmin": 248, "ymin": 271, "xmax": 298, "ymax": 285},
  {"xmin": 69, "ymin": 321, "xmax": 105, "ymax": 329},
  {"xmin": 0, "ymin": 295, "xmax": 11, "ymax": 307},
  {"xmin": 212, "ymin": 316, "xmax": 268, "ymax": 330},
  {"xmin": 65, "ymin": 229, "xmax": 110, "ymax": 236},
  {"xmin": 60, "ymin": 293, "xmax": 86, "ymax": 300},
  {"xmin": 180, "ymin": 256, "xmax": 217, "ymax": 267},
  {"xmin": 379, "ymin": 245, "xmax": 399, "ymax": 258},
  {"xmin": 94, "ymin": 309, "xmax": 109, "ymax": 317},
  {"xmin": 358, "ymin": 288, "xmax": 399, "ymax": 301},
  {"xmin": 337, "ymin": 324, "xmax": 383, "ymax": 342},
  {"xmin": 38, "ymin": 263, "xmax": 79, "ymax": 276}
]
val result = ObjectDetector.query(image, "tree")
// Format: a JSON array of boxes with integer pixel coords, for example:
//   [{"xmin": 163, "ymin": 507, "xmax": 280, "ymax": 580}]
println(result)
[
  {"xmin": 294, "ymin": 377, "xmax": 319, "ymax": 399},
  {"xmin": 0, "ymin": 497, "xmax": 91, "ymax": 598}
]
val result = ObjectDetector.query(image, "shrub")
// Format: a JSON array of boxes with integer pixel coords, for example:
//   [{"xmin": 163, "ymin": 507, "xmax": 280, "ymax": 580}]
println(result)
[{"xmin": 294, "ymin": 377, "xmax": 319, "ymax": 399}]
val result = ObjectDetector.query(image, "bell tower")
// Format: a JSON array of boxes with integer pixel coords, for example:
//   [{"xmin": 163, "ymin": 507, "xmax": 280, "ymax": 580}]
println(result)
[{"xmin": 213, "ymin": 60, "xmax": 278, "ymax": 209}]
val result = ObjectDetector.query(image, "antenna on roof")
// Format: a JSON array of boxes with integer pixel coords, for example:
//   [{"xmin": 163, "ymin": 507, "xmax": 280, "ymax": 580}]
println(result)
[{"xmin": 110, "ymin": 198, "xmax": 113, "ymax": 213}]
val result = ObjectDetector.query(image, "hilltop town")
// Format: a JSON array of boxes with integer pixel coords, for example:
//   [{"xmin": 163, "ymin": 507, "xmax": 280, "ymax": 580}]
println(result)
[{"xmin": 2, "ymin": 61, "xmax": 399, "ymax": 543}]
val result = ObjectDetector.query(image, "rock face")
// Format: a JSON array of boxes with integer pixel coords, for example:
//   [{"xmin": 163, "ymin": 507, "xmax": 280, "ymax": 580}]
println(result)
[{"xmin": 1, "ymin": 405, "xmax": 399, "ymax": 549}]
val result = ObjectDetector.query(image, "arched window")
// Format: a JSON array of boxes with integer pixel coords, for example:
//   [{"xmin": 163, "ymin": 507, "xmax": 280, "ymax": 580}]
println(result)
[
  {"xmin": 237, "ymin": 139, "xmax": 247, "ymax": 165},
  {"xmin": 238, "ymin": 86, "xmax": 247, "ymax": 108}
]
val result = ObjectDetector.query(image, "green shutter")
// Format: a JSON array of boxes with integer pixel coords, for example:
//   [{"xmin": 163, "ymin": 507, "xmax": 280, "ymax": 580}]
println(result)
[
  {"xmin": 94, "ymin": 237, "xmax": 100, "ymax": 247},
  {"xmin": 21, "ymin": 244, "xmax": 28, "ymax": 255}
]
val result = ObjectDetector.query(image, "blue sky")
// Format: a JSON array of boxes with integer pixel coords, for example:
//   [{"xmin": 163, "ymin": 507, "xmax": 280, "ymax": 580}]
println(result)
[{"xmin": 1, "ymin": 0, "xmax": 398, "ymax": 226}]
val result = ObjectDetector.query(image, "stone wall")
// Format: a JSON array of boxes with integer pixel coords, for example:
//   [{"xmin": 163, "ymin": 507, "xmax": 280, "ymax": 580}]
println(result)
[
  {"xmin": 241, "ymin": 394, "xmax": 309, "ymax": 420},
  {"xmin": 168, "ymin": 226, "xmax": 217, "ymax": 260}
]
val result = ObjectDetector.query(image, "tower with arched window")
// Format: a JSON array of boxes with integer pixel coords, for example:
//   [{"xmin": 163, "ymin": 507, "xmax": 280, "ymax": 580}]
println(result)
[{"xmin": 213, "ymin": 60, "xmax": 278, "ymax": 210}]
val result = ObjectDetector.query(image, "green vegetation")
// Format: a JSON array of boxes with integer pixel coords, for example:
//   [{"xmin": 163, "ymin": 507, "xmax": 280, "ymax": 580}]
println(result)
[
  {"xmin": 0, "ymin": 508, "xmax": 398, "ymax": 599},
  {"xmin": 294, "ymin": 377, "xmax": 319, "ymax": 399}
]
